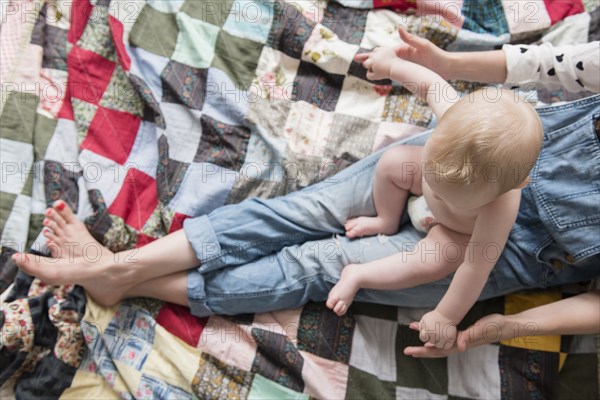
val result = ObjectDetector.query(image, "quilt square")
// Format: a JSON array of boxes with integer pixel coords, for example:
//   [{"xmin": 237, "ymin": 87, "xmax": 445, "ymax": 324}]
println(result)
[
  {"xmin": 128, "ymin": 46, "xmax": 170, "ymax": 103},
  {"xmin": 172, "ymin": 12, "xmax": 220, "ymax": 69},
  {"xmin": 248, "ymin": 374, "xmax": 309, "ymax": 400},
  {"xmin": 102, "ymin": 303, "xmax": 157, "ymax": 371},
  {"xmin": 501, "ymin": 1, "xmax": 551, "ymax": 34},
  {"xmin": 267, "ymin": 1, "xmax": 316, "ymax": 59},
  {"xmin": 147, "ymin": 0, "xmax": 185, "ymax": 14},
  {"xmin": 395, "ymin": 324, "xmax": 448, "ymax": 394},
  {"xmin": 346, "ymin": 366, "xmax": 396, "ymax": 399},
  {"xmin": 300, "ymin": 24, "xmax": 359, "ymax": 76},
  {"xmin": 299, "ymin": 351, "xmax": 349, "ymax": 400},
  {"xmin": 252, "ymin": 46, "xmax": 300, "ymax": 104},
  {"xmin": 203, "ymin": 67, "xmax": 250, "ymax": 126},
  {"xmin": 382, "ymin": 87, "xmax": 433, "ymax": 128},
  {"xmin": 99, "ymin": 64, "xmax": 144, "ymax": 117},
  {"xmin": 129, "ymin": 5, "xmax": 179, "ymax": 58},
  {"xmin": 78, "ymin": 150, "xmax": 128, "ymax": 209},
  {"xmin": 349, "ymin": 315, "xmax": 397, "ymax": 382},
  {"xmin": 499, "ymin": 346, "xmax": 559, "ymax": 399},
  {"xmin": 159, "ymin": 102, "xmax": 202, "ymax": 163},
  {"xmin": 43, "ymin": 160, "xmax": 81, "ymax": 211},
  {"xmin": 0, "ymin": 139, "xmax": 33, "ymax": 196},
  {"xmin": 42, "ymin": 25, "xmax": 68, "ymax": 71},
  {"xmin": 212, "ymin": 29, "xmax": 264, "ymax": 89},
  {"xmin": 156, "ymin": 135, "xmax": 190, "ymax": 204},
  {"xmin": 448, "ymin": 345, "xmax": 501, "ymax": 399},
  {"xmin": 0, "ymin": 92, "xmax": 36, "ymax": 143},
  {"xmin": 180, "ymin": 0, "xmax": 234, "ymax": 26},
  {"xmin": 126, "ymin": 120, "xmax": 159, "ymax": 179},
  {"xmin": 136, "ymin": 375, "xmax": 190, "ymax": 399},
  {"xmin": 82, "ymin": 105, "xmax": 141, "ymax": 164},
  {"xmin": 322, "ymin": 1, "xmax": 369, "ymax": 45},
  {"xmin": 292, "ymin": 61, "xmax": 345, "ymax": 111},
  {"xmin": 283, "ymin": 101, "xmax": 333, "ymax": 157},
  {"xmin": 129, "ymin": 74, "xmax": 166, "ymax": 129},
  {"xmin": 324, "ymin": 113, "xmax": 378, "ymax": 160},
  {"xmin": 72, "ymin": 98, "xmax": 98, "ymax": 143},
  {"xmin": 297, "ymin": 302, "xmax": 355, "ymax": 364},
  {"xmin": 195, "ymin": 114, "xmax": 251, "ymax": 170},
  {"xmin": 161, "ymin": 60, "xmax": 208, "ymax": 110},
  {"xmin": 67, "ymin": 46, "xmax": 115, "ymax": 105},
  {"xmin": 77, "ymin": 5, "xmax": 117, "ymax": 62},
  {"xmin": 222, "ymin": 0, "xmax": 274, "ymax": 43},
  {"xmin": 107, "ymin": 168, "xmax": 158, "ymax": 231},
  {"xmin": 251, "ymin": 327, "xmax": 305, "ymax": 393},
  {"xmin": 167, "ymin": 162, "xmax": 235, "ymax": 217},
  {"xmin": 461, "ymin": 0, "xmax": 510, "ymax": 35},
  {"xmin": 241, "ymin": 123, "xmax": 287, "ymax": 182},
  {"xmin": 402, "ymin": 16, "xmax": 459, "ymax": 50},
  {"xmin": 192, "ymin": 352, "xmax": 253, "ymax": 399},
  {"xmin": 198, "ymin": 315, "xmax": 257, "ymax": 371},
  {"xmin": 360, "ymin": 10, "xmax": 406, "ymax": 49}
]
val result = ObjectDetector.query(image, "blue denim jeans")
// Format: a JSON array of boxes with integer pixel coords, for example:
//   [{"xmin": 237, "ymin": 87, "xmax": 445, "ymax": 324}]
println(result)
[{"xmin": 183, "ymin": 94, "xmax": 600, "ymax": 317}]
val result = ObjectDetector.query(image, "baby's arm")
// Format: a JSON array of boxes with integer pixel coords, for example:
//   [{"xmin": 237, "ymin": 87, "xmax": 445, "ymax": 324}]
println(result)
[
  {"xmin": 420, "ymin": 189, "xmax": 522, "ymax": 348},
  {"xmin": 355, "ymin": 47, "xmax": 458, "ymax": 119}
]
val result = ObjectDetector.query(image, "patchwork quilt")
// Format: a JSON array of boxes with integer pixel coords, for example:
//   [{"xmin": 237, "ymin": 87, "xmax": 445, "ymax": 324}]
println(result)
[{"xmin": 1, "ymin": 0, "xmax": 599, "ymax": 398}]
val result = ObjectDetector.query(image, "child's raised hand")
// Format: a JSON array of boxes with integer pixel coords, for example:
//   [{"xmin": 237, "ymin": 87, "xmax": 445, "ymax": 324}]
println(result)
[
  {"xmin": 417, "ymin": 309, "xmax": 457, "ymax": 350},
  {"xmin": 354, "ymin": 46, "xmax": 398, "ymax": 81},
  {"xmin": 395, "ymin": 27, "xmax": 450, "ymax": 79}
]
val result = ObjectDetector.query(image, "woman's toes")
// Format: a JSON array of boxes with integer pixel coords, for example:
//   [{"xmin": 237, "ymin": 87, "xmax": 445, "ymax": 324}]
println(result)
[
  {"xmin": 43, "ymin": 218, "xmax": 62, "ymax": 236},
  {"xmin": 53, "ymin": 200, "xmax": 76, "ymax": 223},
  {"xmin": 46, "ymin": 207, "xmax": 66, "ymax": 229}
]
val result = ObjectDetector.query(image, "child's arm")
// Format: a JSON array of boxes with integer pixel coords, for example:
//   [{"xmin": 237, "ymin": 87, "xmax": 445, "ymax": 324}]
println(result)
[
  {"xmin": 355, "ymin": 47, "xmax": 458, "ymax": 119},
  {"xmin": 405, "ymin": 291, "xmax": 600, "ymax": 358},
  {"xmin": 419, "ymin": 189, "xmax": 522, "ymax": 349},
  {"xmin": 394, "ymin": 26, "xmax": 507, "ymax": 83}
]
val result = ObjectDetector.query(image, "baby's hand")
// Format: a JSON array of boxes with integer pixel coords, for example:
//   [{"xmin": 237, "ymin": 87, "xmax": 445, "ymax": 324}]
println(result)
[
  {"xmin": 354, "ymin": 47, "xmax": 398, "ymax": 81},
  {"xmin": 417, "ymin": 309, "xmax": 457, "ymax": 350},
  {"xmin": 395, "ymin": 27, "xmax": 451, "ymax": 79}
]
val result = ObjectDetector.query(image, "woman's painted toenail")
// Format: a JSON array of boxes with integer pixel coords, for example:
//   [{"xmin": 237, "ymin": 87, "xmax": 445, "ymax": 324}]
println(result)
[
  {"xmin": 56, "ymin": 202, "xmax": 65, "ymax": 211},
  {"xmin": 45, "ymin": 209, "xmax": 52, "ymax": 216},
  {"xmin": 43, "ymin": 219, "xmax": 49, "ymax": 225}
]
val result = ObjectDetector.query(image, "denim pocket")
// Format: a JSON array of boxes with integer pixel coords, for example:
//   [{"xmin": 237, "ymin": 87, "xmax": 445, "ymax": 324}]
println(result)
[{"xmin": 530, "ymin": 113, "xmax": 600, "ymax": 261}]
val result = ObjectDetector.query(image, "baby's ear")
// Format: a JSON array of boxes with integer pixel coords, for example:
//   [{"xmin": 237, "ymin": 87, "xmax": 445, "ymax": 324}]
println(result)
[{"xmin": 515, "ymin": 176, "xmax": 531, "ymax": 189}]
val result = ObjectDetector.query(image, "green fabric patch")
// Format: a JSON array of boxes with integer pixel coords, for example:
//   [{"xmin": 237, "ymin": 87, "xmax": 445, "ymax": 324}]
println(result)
[
  {"xmin": 0, "ymin": 92, "xmax": 37, "ymax": 144},
  {"xmin": 33, "ymin": 113, "xmax": 57, "ymax": 162},
  {"xmin": 212, "ymin": 29, "xmax": 263, "ymax": 89},
  {"xmin": 180, "ymin": 0, "xmax": 234, "ymax": 26},
  {"xmin": 27, "ymin": 213, "xmax": 45, "ymax": 249},
  {"xmin": 351, "ymin": 302, "xmax": 398, "ymax": 321},
  {"xmin": 345, "ymin": 366, "xmax": 396, "ymax": 400},
  {"xmin": 395, "ymin": 324, "xmax": 448, "ymax": 394},
  {"xmin": 172, "ymin": 12, "xmax": 220, "ymax": 69},
  {"xmin": 129, "ymin": 5, "xmax": 179, "ymax": 58},
  {"xmin": 77, "ymin": 5, "xmax": 117, "ymax": 62},
  {"xmin": 0, "ymin": 192, "xmax": 17, "ymax": 234},
  {"xmin": 247, "ymin": 375, "xmax": 308, "ymax": 400},
  {"xmin": 72, "ymin": 99, "xmax": 98, "ymax": 144},
  {"xmin": 557, "ymin": 353, "xmax": 599, "ymax": 400},
  {"xmin": 99, "ymin": 64, "xmax": 144, "ymax": 117}
]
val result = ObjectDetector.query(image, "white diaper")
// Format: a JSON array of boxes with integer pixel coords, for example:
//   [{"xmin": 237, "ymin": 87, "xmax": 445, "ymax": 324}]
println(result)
[{"xmin": 407, "ymin": 195, "xmax": 437, "ymax": 233}]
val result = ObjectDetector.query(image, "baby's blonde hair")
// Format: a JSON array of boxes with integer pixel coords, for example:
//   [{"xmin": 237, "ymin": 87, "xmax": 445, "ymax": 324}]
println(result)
[{"xmin": 425, "ymin": 89, "xmax": 543, "ymax": 195}]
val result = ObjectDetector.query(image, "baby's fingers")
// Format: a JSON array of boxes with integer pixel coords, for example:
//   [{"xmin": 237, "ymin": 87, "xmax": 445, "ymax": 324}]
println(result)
[{"xmin": 354, "ymin": 52, "xmax": 370, "ymax": 62}]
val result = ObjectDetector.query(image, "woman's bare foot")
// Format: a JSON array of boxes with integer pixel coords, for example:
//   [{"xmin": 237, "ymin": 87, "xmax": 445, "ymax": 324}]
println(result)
[
  {"xmin": 42, "ymin": 200, "xmax": 111, "ymax": 259},
  {"xmin": 326, "ymin": 264, "xmax": 361, "ymax": 316},
  {"xmin": 345, "ymin": 216, "xmax": 398, "ymax": 238},
  {"xmin": 11, "ymin": 251, "xmax": 133, "ymax": 307}
]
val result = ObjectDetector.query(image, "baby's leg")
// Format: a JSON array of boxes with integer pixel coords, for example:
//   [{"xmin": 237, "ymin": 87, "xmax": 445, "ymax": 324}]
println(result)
[
  {"xmin": 346, "ymin": 146, "xmax": 423, "ymax": 238},
  {"xmin": 328, "ymin": 225, "xmax": 470, "ymax": 316}
]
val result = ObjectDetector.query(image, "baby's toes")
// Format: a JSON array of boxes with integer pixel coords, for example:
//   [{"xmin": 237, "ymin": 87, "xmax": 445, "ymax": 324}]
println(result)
[{"xmin": 333, "ymin": 301, "xmax": 347, "ymax": 316}]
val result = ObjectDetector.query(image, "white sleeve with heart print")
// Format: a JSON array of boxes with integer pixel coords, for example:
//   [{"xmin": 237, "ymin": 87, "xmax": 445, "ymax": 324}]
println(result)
[{"xmin": 503, "ymin": 41, "xmax": 599, "ymax": 93}]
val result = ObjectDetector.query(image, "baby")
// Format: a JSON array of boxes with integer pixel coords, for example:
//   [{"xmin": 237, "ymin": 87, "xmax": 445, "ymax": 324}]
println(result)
[{"xmin": 326, "ymin": 44, "xmax": 542, "ymax": 349}]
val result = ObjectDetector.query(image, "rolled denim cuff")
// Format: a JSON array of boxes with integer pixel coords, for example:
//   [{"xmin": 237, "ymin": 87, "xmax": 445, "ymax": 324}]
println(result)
[
  {"xmin": 182, "ymin": 215, "xmax": 226, "ymax": 271},
  {"xmin": 187, "ymin": 269, "xmax": 212, "ymax": 318}
]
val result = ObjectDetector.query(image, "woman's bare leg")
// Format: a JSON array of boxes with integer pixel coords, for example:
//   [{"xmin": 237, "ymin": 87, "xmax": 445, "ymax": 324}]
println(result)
[
  {"xmin": 123, "ymin": 271, "xmax": 189, "ymax": 306},
  {"xmin": 13, "ymin": 201, "xmax": 201, "ymax": 306},
  {"xmin": 327, "ymin": 225, "xmax": 470, "ymax": 315}
]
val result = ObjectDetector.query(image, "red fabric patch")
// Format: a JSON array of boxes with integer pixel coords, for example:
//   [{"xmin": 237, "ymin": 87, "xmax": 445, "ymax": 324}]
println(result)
[
  {"xmin": 57, "ymin": 95, "xmax": 75, "ymax": 120},
  {"xmin": 81, "ymin": 106, "xmax": 140, "ymax": 164},
  {"xmin": 543, "ymin": 0, "xmax": 585, "ymax": 24},
  {"xmin": 108, "ymin": 168, "xmax": 158, "ymax": 230},
  {"xmin": 169, "ymin": 213, "xmax": 190, "ymax": 233},
  {"xmin": 156, "ymin": 303, "xmax": 208, "ymax": 347},
  {"xmin": 108, "ymin": 15, "xmax": 132, "ymax": 71},
  {"xmin": 67, "ymin": 0, "xmax": 94, "ymax": 44},
  {"xmin": 135, "ymin": 233, "xmax": 157, "ymax": 248},
  {"xmin": 373, "ymin": 0, "xmax": 417, "ymax": 12},
  {"xmin": 67, "ymin": 46, "xmax": 115, "ymax": 105}
]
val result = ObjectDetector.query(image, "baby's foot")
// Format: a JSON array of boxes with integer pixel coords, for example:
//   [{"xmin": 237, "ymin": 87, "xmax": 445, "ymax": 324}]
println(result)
[
  {"xmin": 345, "ymin": 216, "xmax": 397, "ymax": 238},
  {"xmin": 42, "ymin": 200, "xmax": 112, "ymax": 259},
  {"xmin": 326, "ymin": 264, "xmax": 361, "ymax": 316}
]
